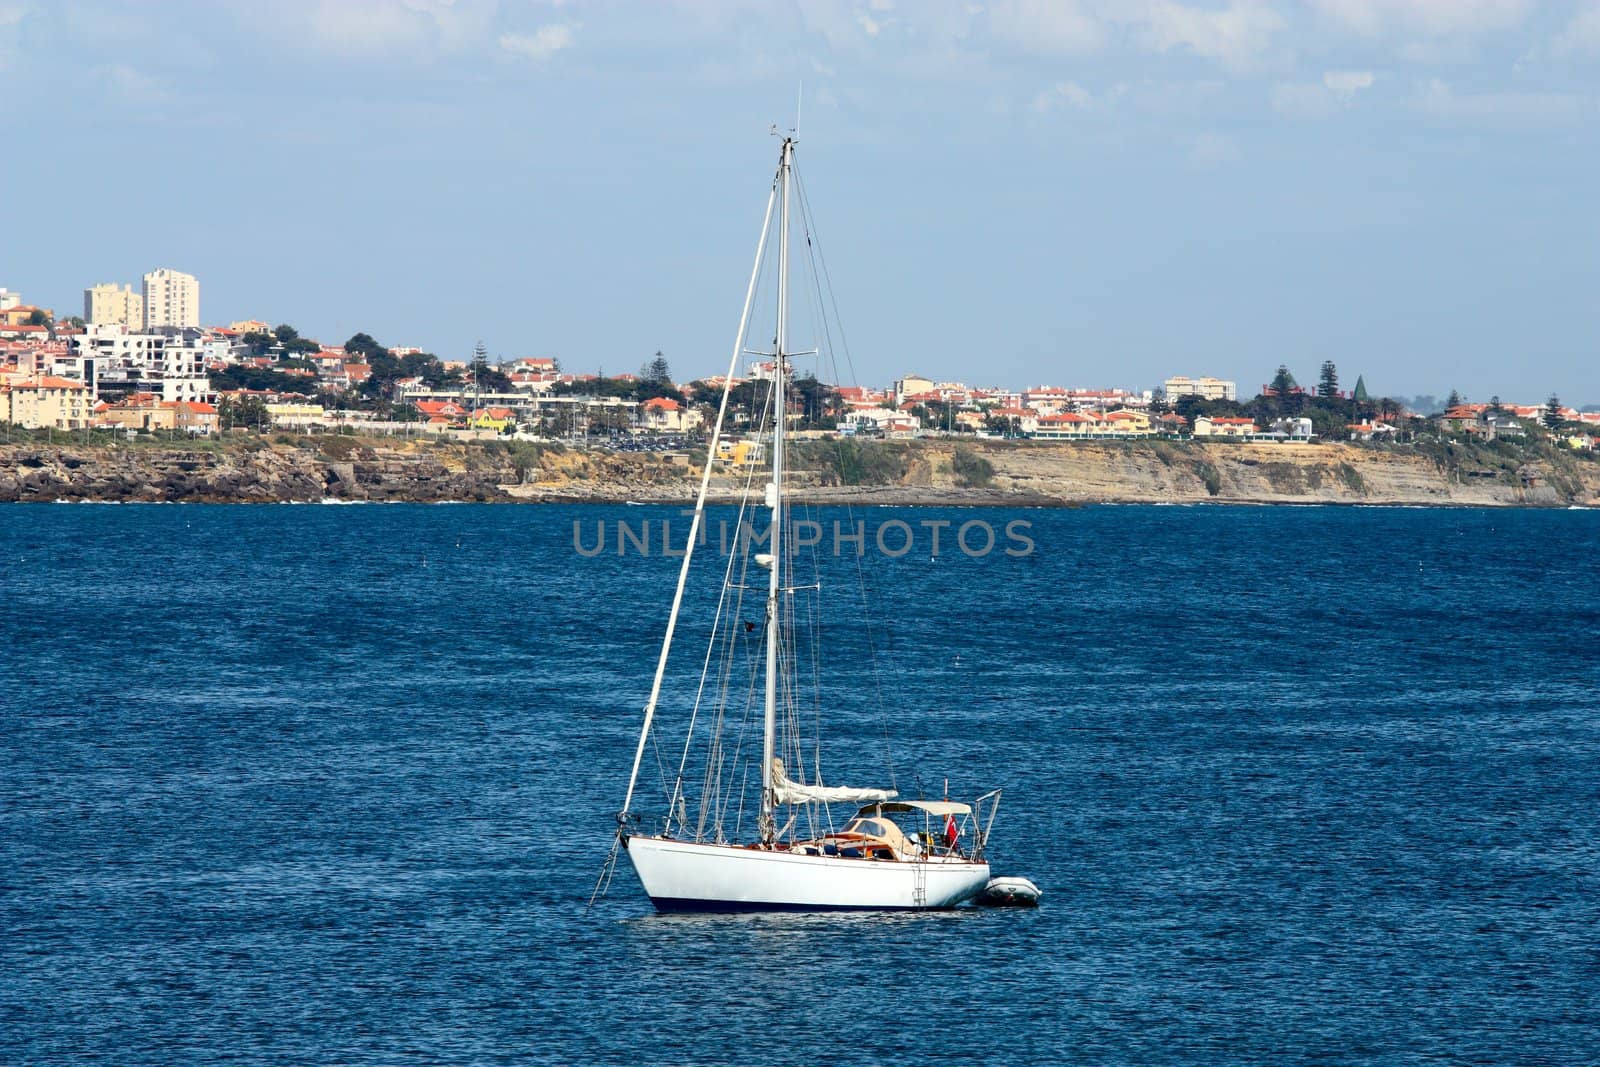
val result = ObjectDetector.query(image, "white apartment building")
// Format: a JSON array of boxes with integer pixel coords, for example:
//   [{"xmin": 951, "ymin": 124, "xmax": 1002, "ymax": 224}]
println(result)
[
  {"xmin": 85, "ymin": 283, "xmax": 145, "ymax": 327},
  {"xmin": 1164, "ymin": 375, "xmax": 1237, "ymax": 402},
  {"xmin": 0, "ymin": 288, "xmax": 20, "ymax": 310},
  {"xmin": 75, "ymin": 323, "xmax": 172, "ymax": 370},
  {"xmin": 143, "ymin": 268, "xmax": 200, "ymax": 328},
  {"xmin": 70, "ymin": 323, "xmax": 217, "ymax": 401}
]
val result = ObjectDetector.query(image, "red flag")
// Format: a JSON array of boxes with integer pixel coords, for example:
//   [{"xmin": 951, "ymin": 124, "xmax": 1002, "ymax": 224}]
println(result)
[{"xmin": 944, "ymin": 813, "xmax": 959, "ymax": 848}]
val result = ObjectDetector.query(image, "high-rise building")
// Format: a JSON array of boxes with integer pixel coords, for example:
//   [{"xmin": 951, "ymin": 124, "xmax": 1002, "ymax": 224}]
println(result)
[
  {"xmin": 85, "ymin": 283, "xmax": 145, "ymax": 327},
  {"xmin": 142, "ymin": 268, "xmax": 200, "ymax": 329}
]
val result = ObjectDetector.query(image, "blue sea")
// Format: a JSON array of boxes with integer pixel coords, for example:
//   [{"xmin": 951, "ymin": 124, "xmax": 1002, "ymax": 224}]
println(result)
[{"xmin": 2, "ymin": 503, "xmax": 1597, "ymax": 1065}]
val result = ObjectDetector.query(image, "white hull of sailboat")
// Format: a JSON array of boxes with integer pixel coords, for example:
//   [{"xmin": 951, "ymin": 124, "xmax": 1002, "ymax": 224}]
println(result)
[{"xmin": 625, "ymin": 835, "xmax": 990, "ymax": 912}]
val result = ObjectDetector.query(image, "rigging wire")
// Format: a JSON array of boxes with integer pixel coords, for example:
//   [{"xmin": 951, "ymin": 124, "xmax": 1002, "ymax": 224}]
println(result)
[
  {"xmin": 668, "ymin": 223, "xmax": 776, "ymax": 836},
  {"xmin": 701, "ymin": 423, "xmax": 767, "ymax": 840},
  {"xmin": 614, "ymin": 149, "xmax": 920, "ymax": 880},
  {"xmin": 794, "ymin": 164, "xmax": 902, "ymax": 795}
]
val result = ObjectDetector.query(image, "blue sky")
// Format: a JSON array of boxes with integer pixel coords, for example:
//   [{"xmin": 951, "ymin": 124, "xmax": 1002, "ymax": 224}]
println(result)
[{"xmin": 3, "ymin": 1, "xmax": 1597, "ymax": 403}]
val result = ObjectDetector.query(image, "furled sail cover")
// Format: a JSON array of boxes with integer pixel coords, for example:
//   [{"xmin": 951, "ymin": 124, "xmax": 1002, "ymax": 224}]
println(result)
[{"xmin": 770, "ymin": 759, "xmax": 897, "ymax": 805}]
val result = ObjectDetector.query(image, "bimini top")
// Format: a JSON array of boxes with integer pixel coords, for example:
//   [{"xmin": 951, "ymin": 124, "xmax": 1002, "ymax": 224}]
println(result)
[{"xmin": 855, "ymin": 800, "xmax": 972, "ymax": 818}]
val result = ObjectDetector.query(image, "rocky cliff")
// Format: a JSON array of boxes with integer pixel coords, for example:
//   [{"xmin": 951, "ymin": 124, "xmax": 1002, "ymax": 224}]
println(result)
[
  {"xmin": 877, "ymin": 439, "xmax": 1600, "ymax": 507},
  {"xmin": 2, "ymin": 436, "xmax": 1596, "ymax": 506}
]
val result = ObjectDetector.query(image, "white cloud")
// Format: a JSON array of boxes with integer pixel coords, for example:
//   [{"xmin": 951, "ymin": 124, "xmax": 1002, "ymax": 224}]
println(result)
[
  {"xmin": 0, "ymin": 1, "xmax": 29, "ymax": 71},
  {"xmin": 1181, "ymin": 130, "xmax": 1239, "ymax": 168},
  {"xmin": 1133, "ymin": 1, "xmax": 1287, "ymax": 71},
  {"xmin": 791, "ymin": 1, "xmax": 896, "ymax": 52},
  {"xmin": 235, "ymin": 0, "xmax": 499, "ymax": 59},
  {"xmin": 1323, "ymin": 69, "xmax": 1375, "ymax": 95},
  {"xmin": 499, "ymin": 23, "xmax": 575, "ymax": 62},
  {"xmin": 988, "ymin": 0, "xmax": 1106, "ymax": 55},
  {"xmin": 1394, "ymin": 38, "xmax": 1481, "ymax": 64},
  {"xmin": 1116, "ymin": 78, "xmax": 1220, "ymax": 117},
  {"xmin": 1414, "ymin": 77, "xmax": 1584, "ymax": 124},
  {"xmin": 1554, "ymin": 2, "xmax": 1600, "ymax": 57},
  {"xmin": 1307, "ymin": 0, "xmax": 1532, "ymax": 38},
  {"xmin": 1272, "ymin": 70, "xmax": 1373, "ymax": 118},
  {"xmin": 96, "ymin": 63, "xmax": 171, "ymax": 105},
  {"xmin": 1272, "ymin": 82, "xmax": 1337, "ymax": 117},
  {"xmin": 1032, "ymin": 80, "xmax": 1094, "ymax": 112},
  {"xmin": 991, "ymin": 1, "xmax": 1289, "ymax": 70}
]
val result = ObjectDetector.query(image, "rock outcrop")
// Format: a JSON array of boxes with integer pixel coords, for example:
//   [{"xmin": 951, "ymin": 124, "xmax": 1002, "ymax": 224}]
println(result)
[{"xmin": 2, "ymin": 437, "xmax": 1597, "ymax": 506}]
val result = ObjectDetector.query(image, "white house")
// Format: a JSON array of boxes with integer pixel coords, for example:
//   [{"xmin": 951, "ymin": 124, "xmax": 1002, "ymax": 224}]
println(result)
[
  {"xmin": 842, "ymin": 407, "xmax": 919, "ymax": 436},
  {"xmin": 1193, "ymin": 415, "xmax": 1256, "ymax": 438}
]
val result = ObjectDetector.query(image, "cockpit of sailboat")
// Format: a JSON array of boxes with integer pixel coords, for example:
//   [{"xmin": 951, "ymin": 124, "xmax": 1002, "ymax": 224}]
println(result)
[{"xmin": 780, "ymin": 799, "xmax": 979, "ymax": 862}]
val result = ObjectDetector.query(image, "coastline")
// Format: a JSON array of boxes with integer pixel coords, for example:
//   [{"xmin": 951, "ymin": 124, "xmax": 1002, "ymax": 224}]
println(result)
[{"xmin": 3, "ymin": 437, "xmax": 1597, "ymax": 507}]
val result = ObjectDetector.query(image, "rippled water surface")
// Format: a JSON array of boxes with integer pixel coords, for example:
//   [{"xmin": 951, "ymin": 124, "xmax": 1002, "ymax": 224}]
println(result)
[{"xmin": 2, "ymin": 504, "xmax": 1597, "ymax": 1064}]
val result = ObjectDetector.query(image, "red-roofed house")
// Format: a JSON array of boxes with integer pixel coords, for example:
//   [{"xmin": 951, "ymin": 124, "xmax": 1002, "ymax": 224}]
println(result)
[
  {"xmin": 510, "ymin": 371, "xmax": 558, "ymax": 393},
  {"xmin": 416, "ymin": 399, "xmax": 466, "ymax": 425},
  {"xmin": 98, "ymin": 394, "xmax": 175, "ymax": 432},
  {"xmin": 1034, "ymin": 411, "xmax": 1092, "ymax": 439},
  {"xmin": 0, "ymin": 305, "xmax": 52, "ymax": 327},
  {"xmin": 469, "ymin": 406, "xmax": 516, "ymax": 432},
  {"xmin": 172, "ymin": 400, "xmax": 219, "ymax": 436},
  {"xmin": 1100, "ymin": 409, "xmax": 1152, "ymax": 435},
  {"xmin": 1347, "ymin": 420, "xmax": 1396, "ymax": 442},
  {"xmin": 510, "ymin": 357, "xmax": 559, "ymax": 377},
  {"xmin": 640, "ymin": 395, "xmax": 699, "ymax": 432},
  {"xmin": 837, "ymin": 385, "xmax": 890, "ymax": 410},
  {"xmin": 1435, "ymin": 404, "xmax": 1485, "ymax": 432},
  {"xmin": 1435, "ymin": 404, "xmax": 1523, "ymax": 440},
  {"xmin": 0, "ymin": 323, "xmax": 50, "ymax": 340}
]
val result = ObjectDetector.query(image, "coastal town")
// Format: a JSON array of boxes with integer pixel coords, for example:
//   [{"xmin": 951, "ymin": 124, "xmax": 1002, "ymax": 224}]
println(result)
[{"xmin": 2, "ymin": 271, "xmax": 1597, "ymax": 455}]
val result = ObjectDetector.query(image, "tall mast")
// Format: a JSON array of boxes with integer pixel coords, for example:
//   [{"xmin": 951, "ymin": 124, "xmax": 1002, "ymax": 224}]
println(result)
[
  {"xmin": 759, "ymin": 136, "xmax": 793, "ymax": 843},
  {"xmin": 618, "ymin": 175, "xmax": 779, "ymax": 831}
]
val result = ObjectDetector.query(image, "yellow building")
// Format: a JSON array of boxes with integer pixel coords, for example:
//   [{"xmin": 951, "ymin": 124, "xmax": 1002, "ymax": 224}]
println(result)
[
  {"xmin": 99, "ymin": 395, "xmax": 177, "ymax": 432},
  {"xmin": 266, "ymin": 402, "xmax": 326, "ymax": 427},
  {"xmin": 1164, "ymin": 375, "xmax": 1237, "ymax": 402},
  {"xmin": 2, "ymin": 375, "xmax": 92, "ymax": 429},
  {"xmin": 1098, "ymin": 409, "xmax": 1152, "ymax": 436},
  {"xmin": 229, "ymin": 319, "xmax": 272, "ymax": 335},
  {"xmin": 1034, "ymin": 412, "xmax": 1092, "ymax": 439},
  {"xmin": 1034, "ymin": 408, "xmax": 1154, "ymax": 439},
  {"xmin": 469, "ymin": 407, "xmax": 515, "ymax": 432},
  {"xmin": 84, "ymin": 283, "xmax": 144, "ymax": 327},
  {"xmin": 0, "ymin": 304, "xmax": 53, "ymax": 327},
  {"xmin": 716, "ymin": 439, "xmax": 765, "ymax": 467}
]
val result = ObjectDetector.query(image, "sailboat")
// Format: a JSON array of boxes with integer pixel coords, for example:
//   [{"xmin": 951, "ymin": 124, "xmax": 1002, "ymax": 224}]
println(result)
[{"xmin": 607, "ymin": 135, "xmax": 999, "ymax": 912}]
